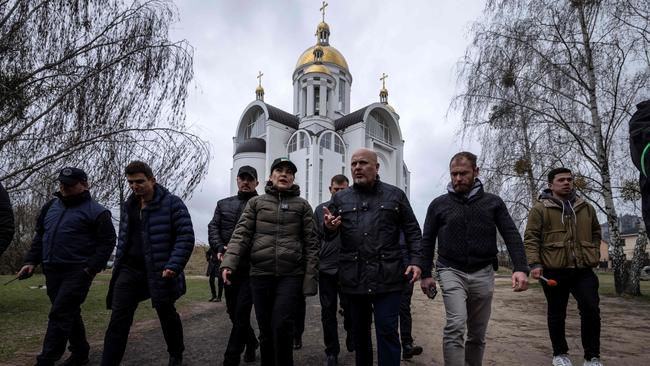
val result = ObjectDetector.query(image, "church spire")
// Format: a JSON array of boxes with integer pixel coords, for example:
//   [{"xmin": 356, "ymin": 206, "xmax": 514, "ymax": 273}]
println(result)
[
  {"xmin": 379, "ymin": 72, "xmax": 388, "ymax": 104},
  {"xmin": 316, "ymin": 1, "xmax": 330, "ymax": 46},
  {"xmin": 255, "ymin": 71, "xmax": 264, "ymax": 101}
]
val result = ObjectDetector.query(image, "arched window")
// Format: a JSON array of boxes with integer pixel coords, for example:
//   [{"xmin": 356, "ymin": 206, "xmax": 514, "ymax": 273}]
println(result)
[
  {"xmin": 367, "ymin": 111, "xmax": 392, "ymax": 145},
  {"xmin": 288, "ymin": 134, "xmax": 298, "ymax": 153},
  {"xmin": 244, "ymin": 110, "xmax": 264, "ymax": 139},
  {"xmin": 319, "ymin": 133, "xmax": 331, "ymax": 154},
  {"xmin": 288, "ymin": 131, "xmax": 311, "ymax": 154}
]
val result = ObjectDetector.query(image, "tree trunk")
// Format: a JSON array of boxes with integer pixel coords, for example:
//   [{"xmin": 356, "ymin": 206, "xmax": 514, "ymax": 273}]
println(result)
[{"xmin": 624, "ymin": 221, "xmax": 648, "ymax": 296}]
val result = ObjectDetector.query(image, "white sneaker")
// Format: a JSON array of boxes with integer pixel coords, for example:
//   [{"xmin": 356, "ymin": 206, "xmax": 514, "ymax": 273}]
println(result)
[
  {"xmin": 583, "ymin": 358, "xmax": 603, "ymax": 366},
  {"xmin": 552, "ymin": 354, "xmax": 573, "ymax": 366}
]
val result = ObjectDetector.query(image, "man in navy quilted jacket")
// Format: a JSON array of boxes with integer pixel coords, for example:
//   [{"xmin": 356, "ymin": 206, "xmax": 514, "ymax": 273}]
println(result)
[{"xmin": 101, "ymin": 161, "xmax": 195, "ymax": 366}]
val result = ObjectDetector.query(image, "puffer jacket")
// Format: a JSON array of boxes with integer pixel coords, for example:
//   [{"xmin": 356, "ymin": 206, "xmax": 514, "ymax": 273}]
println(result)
[
  {"xmin": 221, "ymin": 182, "xmax": 319, "ymax": 296},
  {"xmin": 107, "ymin": 184, "xmax": 195, "ymax": 308},
  {"xmin": 207, "ymin": 191, "xmax": 258, "ymax": 253},
  {"xmin": 327, "ymin": 178, "xmax": 423, "ymax": 295},
  {"xmin": 524, "ymin": 189, "xmax": 601, "ymax": 269}
]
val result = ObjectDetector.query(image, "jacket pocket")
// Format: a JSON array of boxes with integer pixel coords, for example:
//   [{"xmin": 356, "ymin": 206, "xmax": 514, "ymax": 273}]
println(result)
[
  {"xmin": 379, "ymin": 250, "xmax": 406, "ymax": 286},
  {"xmin": 338, "ymin": 251, "xmax": 359, "ymax": 287},
  {"xmin": 579, "ymin": 241, "xmax": 600, "ymax": 268},
  {"xmin": 540, "ymin": 241, "xmax": 569, "ymax": 269}
]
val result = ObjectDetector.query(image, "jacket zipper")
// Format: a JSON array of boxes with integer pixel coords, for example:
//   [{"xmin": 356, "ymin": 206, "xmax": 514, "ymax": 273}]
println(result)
[{"xmin": 276, "ymin": 192, "xmax": 281, "ymax": 275}]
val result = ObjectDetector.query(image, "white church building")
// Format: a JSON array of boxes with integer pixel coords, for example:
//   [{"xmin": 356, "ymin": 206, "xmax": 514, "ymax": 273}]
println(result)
[{"xmin": 230, "ymin": 11, "xmax": 411, "ymax": 207}]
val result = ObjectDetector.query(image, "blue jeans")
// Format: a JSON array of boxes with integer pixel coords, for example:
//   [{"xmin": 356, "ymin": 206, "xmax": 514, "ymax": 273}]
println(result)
[{"xmin": 347, "ymin": 291, "xmax": 402, "ymax": 366}]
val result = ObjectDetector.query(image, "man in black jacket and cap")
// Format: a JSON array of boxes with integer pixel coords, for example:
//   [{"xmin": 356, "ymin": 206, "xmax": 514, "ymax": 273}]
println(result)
[
  {"xmin": 314, "ymin": 174, "xmax": 351, "ymax": 366},
  {"xmin": 324, "ymin": 148, "xmax": 423, "ymax": 366},
  {"xmin": 0, "ymin": 181, "xmax": 14, "ymax": 257},
  {"xmin": 209, "ymin": 165, "xmax": 260, "ymax": 366},
  {"xmin": 18, "ymin": 167, "xmax": 116, "ymax": 366}
]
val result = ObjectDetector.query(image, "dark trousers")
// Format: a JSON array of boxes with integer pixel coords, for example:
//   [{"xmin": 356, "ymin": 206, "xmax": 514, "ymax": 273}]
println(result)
[
  {"xmin": 250, "ymin": 275, "xmax": 303, "ymax": 366},
  {"xmin": 641, "ymin": 174, "xmax": 650, "ymax": 231},
  {"xmin": 542, "ymin": 268, "xmax": 601, "ymax": 360},
  {"xmin": 37, "ymin": 265, "xmax": 93, "ymax": 365},
  {"xmin": 101, "ymin": 266, "xmax": 184, "ymax": 366},
  {"xmin": 398, "ymin": 281, "xmax": 414, "ymax": 347},
  {"xmin": 318, "ymin": 272, "xmax": 351, "ymax": 356},
  {"xmin": 294, "ymin": 295, "xmax": 306, "ymax": 342},
  {"xmin": 209, "ymin": 265, "xmax": 224, "ymax": 299},
  {"xmin": 348, "ymin": 291, "xmax": 402, "ymax": 366},
  {"xmin": 223, "ymin": 275, "xmax": 258, "ymax": 366}
]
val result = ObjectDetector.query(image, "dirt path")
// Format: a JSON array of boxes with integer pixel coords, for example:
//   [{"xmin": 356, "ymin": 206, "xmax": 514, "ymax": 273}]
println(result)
[{"xmin": 51, "ymin": 277, "xmax": 650, "ymax": 365}]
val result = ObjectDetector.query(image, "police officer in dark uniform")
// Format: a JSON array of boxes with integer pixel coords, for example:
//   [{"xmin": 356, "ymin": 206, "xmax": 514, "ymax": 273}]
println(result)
[{"xmin": 18, "ymin": 167, "xmax": 116, "ymax": 366}]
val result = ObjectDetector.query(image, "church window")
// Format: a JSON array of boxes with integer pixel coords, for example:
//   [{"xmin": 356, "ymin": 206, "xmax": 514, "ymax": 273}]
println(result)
[
  {"xmin": 338, "ymin": 80, "xmax": 345, "ymax": 111},
  {"xmin": 300, "ymin": 132, "xmax": 310, "ymax": 150},
  {"xmin": 288, "ymin": 135, "xmax": 297, "ymax": 153},
  {"xmin": 314, "ymin": 87, "xmax": 320, "ymax": 116},
  {"xmin": 305, "ymin": 159, "xmax": 310, "ymax": 201},
  {"xmin": 319, "ymin": 158, "xmax": 323, "ymax": 203},
  {"xmin": 367, "ymin": 112, "xmax": 393, "ymax": 145},
  {"xmin": 319, "ymin": 132, "xmax": 331, "ymax": 154},
  {"xmin": 244, "ymin": 110, "xmax": 264, "ymax": 139},
  {"xmin": 334, "ymin": 135, "xmax": 344, "ymax": 154}
]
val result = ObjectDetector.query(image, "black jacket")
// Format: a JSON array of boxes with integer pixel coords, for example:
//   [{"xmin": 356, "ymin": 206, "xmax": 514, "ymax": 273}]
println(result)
[
  {"xmin": 421, "ymin": 180, "xmax": 529, "ymax": 278},
  {"xmin": 208, "ymin": 191, "xmax": 258, "ymax": 253},
  {"xmin": 327, "ymin": 178, "xmax": 423, "ymax": 295},
  {"xmin": 107, "ymin": 184, "xmax": 194, "ymax": 308},
  {"xmin": 0, "ymin": 182, "xmax": 14, "ymax": 257},
  {"xmin": 24, "ymin": 191, "xmax": 116, "ymax": 274},
  {"xmin": 314, "ymin": 200, "xmax": 340, "ymax": 275}
]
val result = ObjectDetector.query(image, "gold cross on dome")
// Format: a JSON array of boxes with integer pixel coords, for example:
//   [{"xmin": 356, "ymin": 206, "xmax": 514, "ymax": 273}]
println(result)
[
  {"xmin": 380, "ymin": 73, "xmax": 388, "ymax": 88},
  {"xmin": 320, "ymin": 1, "xmax": 328, "ymax": 22},
  {"xmin": 257, "ymin": 71, "xmax": 264, "ymax": 87}
]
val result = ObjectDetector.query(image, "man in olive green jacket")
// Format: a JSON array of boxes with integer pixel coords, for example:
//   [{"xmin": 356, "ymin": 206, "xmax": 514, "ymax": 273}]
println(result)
[
  {"xmin": 221, "ymin": 157, "xmax": 318, "ymax": 366},
  {"xmin": 524, "ymin": 167, "xmax": 603, "ymax": 366}
]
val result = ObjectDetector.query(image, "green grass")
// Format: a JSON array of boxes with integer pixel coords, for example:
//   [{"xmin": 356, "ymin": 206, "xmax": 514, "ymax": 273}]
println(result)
[{"xmin": 0, "ymin": 272, "xmax": 210, "ymax": 362}]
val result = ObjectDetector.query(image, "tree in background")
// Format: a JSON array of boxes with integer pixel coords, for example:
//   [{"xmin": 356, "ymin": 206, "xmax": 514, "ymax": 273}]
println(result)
[
  {"xmin": 455, "ymin": 0, "xmax": 650, "ymax": 295},
  {"xmin": 0, "ymin": 0, "xmax": 209, "ymax": 272}
]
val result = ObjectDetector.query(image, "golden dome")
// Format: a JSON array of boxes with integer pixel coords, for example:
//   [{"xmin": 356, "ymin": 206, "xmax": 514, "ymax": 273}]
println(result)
[
  {"xmin": 304, "ymin": 64, "xmax": 332, "ymax": 76},
  {"xmin": 256, "ymin": 85, "xmax": 264, "ymax": 92},
  {"xmin": 296, "ymin": 45, "xmax": 349, "ymax": 72}
]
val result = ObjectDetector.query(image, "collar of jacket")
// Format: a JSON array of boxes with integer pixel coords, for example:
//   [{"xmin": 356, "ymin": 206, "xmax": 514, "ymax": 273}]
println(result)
[
  {"xmin": 125, "ymin": 184, "xmax": 169, "ymax": 209},
  {"xmin": 446, "ymin": 178, "xmax": 484, "ymax": 201},
  {"xmin": 539, "ymin": 189, "xmax": 584, "ymax": 209},
  {"xmin": 54, "ymin": 190, "xmax": 91, "ymax": 207},
  {"xmin": 237, "ymin": 190, "xmax": 258, "ymax": 200},
  {"xmin": 352, "ymin": 175, "xmax": 381, "ymax": 193},
  {"xmin": 264, "ymin": 180, "xmax": 301, "ymax": 197}
]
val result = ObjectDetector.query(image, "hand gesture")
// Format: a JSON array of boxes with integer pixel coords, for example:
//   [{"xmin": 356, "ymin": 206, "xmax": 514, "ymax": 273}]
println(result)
[
  {"xmin": 323, "ymin": 207, "xmax": 341, "ymax": 231},
  {"xmin": 222, "ymin": 268, "xmax": 232, "ymax": 285},
  {"xmin": 162, "ymin": 269, "xmax": 177, "ymax": 279},
  {"xmin": 405, "ymin": 265, "xmax": 421, "ymax": 283}
]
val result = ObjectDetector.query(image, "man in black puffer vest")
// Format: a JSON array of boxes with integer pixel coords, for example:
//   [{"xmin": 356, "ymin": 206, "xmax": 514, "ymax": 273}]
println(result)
[
  {"xmin": 102, "ymin": 161, "xmax": 194, "ymax": 366},
  {"xmin": 208, "ymin": 165, "xmax": 259, "ymax": 366},
  {"xmin": 420, "ymin": 152, "xmax": 529, "ymax": 366},
  {"xmin": 323, "ymin": 148, "xmax": 423, "ymax": 366},
  {"xmin": 18, "ymin": 167, "xmax": 116, "ymax": 366}
]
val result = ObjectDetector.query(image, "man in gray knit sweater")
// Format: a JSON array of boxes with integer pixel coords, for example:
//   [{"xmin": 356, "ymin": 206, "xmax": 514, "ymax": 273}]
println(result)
[{"xmin": 420, "ymin": 151, "xmax": 529, "ymax": 366}]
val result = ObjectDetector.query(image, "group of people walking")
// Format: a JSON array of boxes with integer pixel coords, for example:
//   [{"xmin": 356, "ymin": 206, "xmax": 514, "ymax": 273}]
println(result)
[{"xmin": 0, "ymin": 148, "xmax": 605, "ymax": 366}]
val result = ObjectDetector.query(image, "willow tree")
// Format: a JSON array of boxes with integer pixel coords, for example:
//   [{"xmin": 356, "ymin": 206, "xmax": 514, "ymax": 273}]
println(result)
[
  {"xmin": 0, "ymin": 0, "xmax": 209, "ymax": 271},
  {"xmin": 455, "ymin": 0, "xmax": 649, "ymax": 294}
]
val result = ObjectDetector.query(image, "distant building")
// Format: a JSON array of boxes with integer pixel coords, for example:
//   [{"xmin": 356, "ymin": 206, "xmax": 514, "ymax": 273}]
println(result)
[
  {"xmin": 229, "ymin": 9, "xmax": 411, "ymax": 207},
  {"xmin": 600, "ymin": 214, "xmax": 649, "ymax": 267}
]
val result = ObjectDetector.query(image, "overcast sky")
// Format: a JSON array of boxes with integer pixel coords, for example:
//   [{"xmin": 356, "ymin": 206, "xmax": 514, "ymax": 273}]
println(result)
[{"xmin": 170, "ymin": 0, "xmax": 485, "ymax": 244}]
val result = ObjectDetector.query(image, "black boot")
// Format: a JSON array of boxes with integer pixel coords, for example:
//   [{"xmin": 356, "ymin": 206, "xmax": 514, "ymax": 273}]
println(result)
[
  {"xmin": 345, "ymin": 334, "xmax": 355, "ymax": 352},
  {"xmin": 168, "ymin": 355, "xmax": 183, "ymax": 366},
  {"xmin": 326, "ymin": 354, "xmax": 339, "ymax": 366},
  {"xmin": 60, "ymin": 354, "xmax": 89, "ymax": 366},
  {"xmin": 402, "ymin": 343, "xmax": 423, "ymax": 359}
]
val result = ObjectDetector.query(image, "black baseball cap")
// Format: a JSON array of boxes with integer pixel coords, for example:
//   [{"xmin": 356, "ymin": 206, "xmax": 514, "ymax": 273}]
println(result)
[
  {"xmin": 58, "ymin": 167, "xmax": 88, "ymax": 186},
  {"xmin": 270, "ymin": 157, "xmax": 297, "ymax": 174},
  {"xmin": 237, "ymin": 165, "xmax": 258, "ymax": 180}
]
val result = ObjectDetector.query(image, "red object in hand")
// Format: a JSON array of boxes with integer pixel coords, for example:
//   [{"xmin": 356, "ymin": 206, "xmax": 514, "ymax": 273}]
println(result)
[{"xmin": 540, "ymin": 276, "xmax": 558, "ymax": 287}]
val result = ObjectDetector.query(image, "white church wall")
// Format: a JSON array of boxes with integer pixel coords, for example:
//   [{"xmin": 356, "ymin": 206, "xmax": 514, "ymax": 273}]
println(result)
[{"xmin": 265, "ymin": 121, "xmax": 294, "ymax": 177}]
